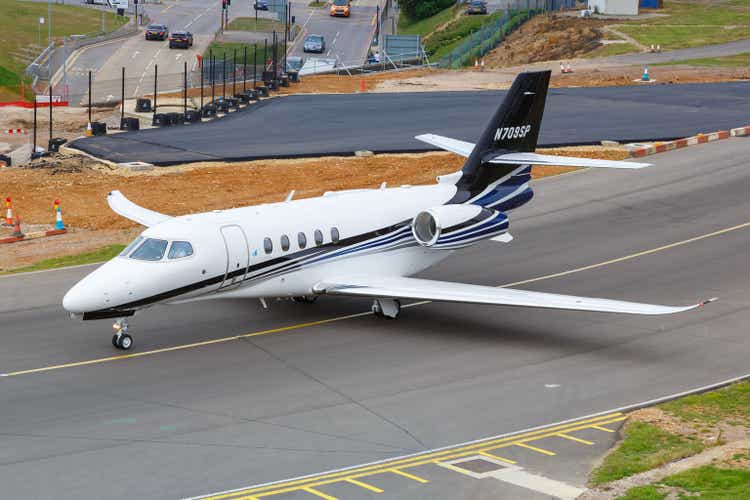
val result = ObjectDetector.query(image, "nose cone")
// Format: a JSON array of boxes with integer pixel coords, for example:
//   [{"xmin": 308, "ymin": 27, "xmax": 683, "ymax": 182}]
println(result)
[
  {"xmin": 62, "ymin": 260, "xmax": 134, "ymax": 314},
  {"xmin": 62, "ymin": 281, "xmax": 104, "ymax": 314}
]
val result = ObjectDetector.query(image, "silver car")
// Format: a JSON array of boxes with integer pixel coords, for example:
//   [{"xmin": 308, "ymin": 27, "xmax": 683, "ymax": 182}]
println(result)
[{"xmin": 303, "ymin": 34, "xmax": 325, "ymax": 54}]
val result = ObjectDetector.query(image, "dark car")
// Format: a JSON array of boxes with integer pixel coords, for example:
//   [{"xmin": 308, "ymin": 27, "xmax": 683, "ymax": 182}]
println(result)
[
  {"xmin": 303, "ymin": 34, "xmax": 325, "ymax": 53},
  {"xmin": 145, "ymin": 24, "xmax": 169, "ymax": 41},
  {"xmin": 169, "ymin": 31, "xmax": 193, "ymax": 49},
  {"xmin": 466, "ymin": 0, "xmax": 488, "ymax": 14},
  {"xmin": 254, "ymin": 0, "xmax": 269, "ymax": 10}
]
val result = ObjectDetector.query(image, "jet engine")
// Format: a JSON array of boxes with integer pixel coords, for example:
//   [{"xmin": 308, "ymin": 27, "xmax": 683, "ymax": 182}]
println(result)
[{"xmin": 411, "ymin": 205, "xmax": 509, "ymax": 249}]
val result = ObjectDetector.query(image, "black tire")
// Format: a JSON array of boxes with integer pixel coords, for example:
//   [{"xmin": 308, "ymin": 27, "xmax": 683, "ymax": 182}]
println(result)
[
  {"xmin": 112, "ymin": 334, "xmax": 119, "ymax": 347},
  {"xmin": 117, "ymin": 334, "xmax": 133, "ymax": 350}
]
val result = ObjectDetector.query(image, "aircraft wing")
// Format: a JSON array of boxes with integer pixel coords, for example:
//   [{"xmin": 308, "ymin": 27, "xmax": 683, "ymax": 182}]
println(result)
[
  {"xmin": 415, "ymin": 133, "xmax": 651, "ymax": 169},
  {"xmin": 313, "ymin": 276, "xmax": 714, "ymax": 315},
  {"xmin": 107, "ymin": 190, "xmax": 172, "ymax": 227}
]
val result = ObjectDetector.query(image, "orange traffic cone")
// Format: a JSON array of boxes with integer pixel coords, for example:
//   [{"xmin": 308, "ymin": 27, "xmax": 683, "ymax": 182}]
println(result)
[
  {"xmin": 360, "ymin": 78, "xmax": 366, "ymax": 92},
  {"xmin": 3, "ymin": 197, "xmax": 13, "ymax": 226},
  {"xmin": 474, "ymin": 59, "xmax": 479, "ymax": 70},
  {"xmin": 12, "ymin": 215, "xmax": 23, "ymax": 238}
]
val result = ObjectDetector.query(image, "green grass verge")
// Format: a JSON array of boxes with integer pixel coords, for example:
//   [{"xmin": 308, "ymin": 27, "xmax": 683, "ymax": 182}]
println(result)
[
  {"xmin": 425, "ymin": 10, "xmax": 505, "ymax": 60},
  {"xmin": 591, "ymin": 421, "xmax": 704, "ymax": 485},
  {"xmin": 308, "ymin": 1, "xmax": 326, "ymax": 7},
  {"xmin": 225, "ymin": 17, "xmax": 284, "ymax": 32},
  {"xmin": 618, "ymin": 485, "xmax": 666, "ymax": 500},
  {"xmin": 1, "ymin": 244, "xmax": 125, "ymax": 275},
  {"xmin": 616, "ymin": 0, "xmax": 750, "ymax": 50},
  {"xmin": 204, "ymin": 41, "xmax": 283, "ymax": 63},
  {"xmin": 0, "ymin": 0, "xmax": 128, "ymax": 96},
  {"xmin": 621, "ymin": 466, "xmax": 750, "ymax": 500},
  {"xmin": 398, "ymin": 4, "xmax": 459, "ymax": 37},
  {"xmin": 660, "ymin": 381, "xmax": 750, "ymax": 426},
  {"xmin": 654, "ymin": 51, "xmax": 750, "ymax": 67}
]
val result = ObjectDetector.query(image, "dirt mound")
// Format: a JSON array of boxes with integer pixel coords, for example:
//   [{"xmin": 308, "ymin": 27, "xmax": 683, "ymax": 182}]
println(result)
[{"xmin": 484, "ymin": 15, "xmax": 609, "ymax": 68}]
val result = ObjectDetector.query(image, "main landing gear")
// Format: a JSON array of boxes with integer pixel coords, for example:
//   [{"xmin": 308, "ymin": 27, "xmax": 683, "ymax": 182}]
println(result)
[
  {"xmin": 112, "ymin": 319, "xmax": 133, "ymax": 350},
  {"xmin": 372, "ymin": 298, "xmax": 401, "ymax": 319},
  {"xmin": 291, "ymin": 296, "xmax": 318, "ymax": 303}
]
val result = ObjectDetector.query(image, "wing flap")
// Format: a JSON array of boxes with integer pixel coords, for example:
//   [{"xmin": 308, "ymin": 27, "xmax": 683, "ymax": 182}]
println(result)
[
  {"xmin": 490, "ymin": 152, "xmax": 652, "ymax": 169},
  {"xmin": 314, "ymin": 276, "xmax": 712, "ymax": 315},
  {"xmin": 107, "ymin": 190, "xmax": 172, "ymax": 227}
]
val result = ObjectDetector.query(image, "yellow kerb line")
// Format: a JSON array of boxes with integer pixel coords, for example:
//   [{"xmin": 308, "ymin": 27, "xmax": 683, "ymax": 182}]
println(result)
[
  {"xmin": 199, "ymin": 414, "xmax": 624, "ymax": 499},
  {"xmin": 591, "ymin": 424, "xmax": 616, "ymax": 433},
  {"xmin": 556, "ymin": 433, "xmax": 594, "ymax": 445},
  {"xmin": 514, "ymin": 442, "xmax": 556, "ymax": 456},
  {"xmin": 479, "ymin": 450, "xmax": 517, "ymax": 464},
  {"xmin": 302, "ymin": 487, "xmax": 338, "ymax": 500},
  {"xmin": 388, "ymin": 468, "xmax": 428, "ymax": 483},
  {"xmin": 345, "ymin": 478, "xmax": 383, "ymax": 493}
]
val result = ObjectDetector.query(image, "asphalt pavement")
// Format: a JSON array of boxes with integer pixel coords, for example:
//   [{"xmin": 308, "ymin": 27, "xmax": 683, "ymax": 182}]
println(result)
[
  {"xmin": 2, "ymin": 138, "xmax": 749, "ymax": 499},
  {"xmin": 71, "ymin": 81, "xmax": 750, "ymax": 165}
]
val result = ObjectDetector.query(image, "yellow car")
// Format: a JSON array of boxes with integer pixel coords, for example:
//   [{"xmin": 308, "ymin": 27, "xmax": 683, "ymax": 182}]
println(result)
[{"xmin": 330, "ymin": 0, "xmax": 351, "ymax": 17}]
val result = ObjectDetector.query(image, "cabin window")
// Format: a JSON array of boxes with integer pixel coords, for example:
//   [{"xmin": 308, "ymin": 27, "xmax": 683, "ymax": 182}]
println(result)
[
  {"xmin": 168, "ymin": 241, "xmax": 194, "ymax": 259},
  {"xmin": 298, "ymin": 232, "xmax": 307, "ymax": 249},
  {"xmin": 331, "ymin": 227, "xmax": 340, "ymax": 243},
  {"xmin": 263, "ymin": 237, "xmax": 273, "ymax": 254},
  {"xmin": 130, "ymin": 238, "xmax": 168, "ymax": 261},
  {"xmin": 119, "ymin": 236, "xmax": 144, "ymax": 257},
  {"xmin": 281, "ymin": 234, "xmax": 290, "ymax": 251},
  {"xmin": 314, "ymin": 229, "xmax": 323, "ymax": 246}
]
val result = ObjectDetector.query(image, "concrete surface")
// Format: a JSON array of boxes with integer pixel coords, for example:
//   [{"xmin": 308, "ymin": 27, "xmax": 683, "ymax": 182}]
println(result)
[
  {"xmin": 70, "ymin": 81, "xmax": 750, "ymax": 165},
  {"xmin": 1, "ymin": 137, "xmax": 749, "ymax": 498}
]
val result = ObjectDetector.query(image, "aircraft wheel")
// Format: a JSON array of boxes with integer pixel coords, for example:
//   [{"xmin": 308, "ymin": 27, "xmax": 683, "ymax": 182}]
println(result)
[
  {"xmin": 112, "ymin": 334, "xmax": 119, "ymax": 347},
  {"xmin": 115, "ymin": 334, "xmax": 133, "ymax": 350}
]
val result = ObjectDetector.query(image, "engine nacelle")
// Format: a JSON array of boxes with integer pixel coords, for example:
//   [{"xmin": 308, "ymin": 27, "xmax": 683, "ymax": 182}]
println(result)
[{"xmin": 411, "ymin": 205, "xmax": 509, "ymax": 249}]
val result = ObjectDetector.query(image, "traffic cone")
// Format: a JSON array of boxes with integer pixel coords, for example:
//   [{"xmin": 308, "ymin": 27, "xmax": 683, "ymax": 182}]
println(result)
[
  {"xmin": 54, "ymin": 198, "xmax": 65, "ymax": 230},
  {"xmin": 560, "ymin": 61, "xmax": 565, "ymax": 73},
  {"xmin": 565, "ymin": 63, "xmax": 573, "ymax": 73},
  {"xmin": 641, "ymin": 65, "xmax": 650, "ymax": 81},
  {"xmin": 480, "ymin": 58, "xmax": 485, "ymax": 71},
  {"xmin": 474, "ymin": 59, "xmax": 479, "ymax": 70},
  {"xmin": 360, "ymin": 78, "xmax": 366, "ymax": 92},
  {"xmin": 86, "ymin": 122, "xmax": 93, "ymax": 137},
  {"xmin": 11, "ymin": 215, "xmax": 23, "ymax": 238},
  {"xmin": 3, "ymin": 197, "xmax": 12, "ymax": 226}
]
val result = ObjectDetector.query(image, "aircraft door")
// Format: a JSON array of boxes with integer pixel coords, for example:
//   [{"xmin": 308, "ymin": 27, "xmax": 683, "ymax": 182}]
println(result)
[{"xmin": 219, "ymin": 225, "xmax": 249, "ymax": 289}]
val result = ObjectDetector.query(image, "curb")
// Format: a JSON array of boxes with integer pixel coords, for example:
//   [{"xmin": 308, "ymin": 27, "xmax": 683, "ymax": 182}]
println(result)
[
  {"xmin": 0, "ymin": 228, "xmax": 67, "ymax": 245},
  {"xmin": 630, "ymin": 129, "xmax": 734, "ymax": 157}
]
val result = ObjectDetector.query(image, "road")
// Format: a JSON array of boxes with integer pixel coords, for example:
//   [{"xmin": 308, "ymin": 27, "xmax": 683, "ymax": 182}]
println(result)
[
  {"xmin": 2, "ymin": 138, "xmax": 750, "ymax": 498},
  {"xmin": 288, "ymin": 0, "xmax": 384, "ymax": 68},
  {"xmin": 71, "ymin": 81, "xmax": 750, "ymax": 165}
]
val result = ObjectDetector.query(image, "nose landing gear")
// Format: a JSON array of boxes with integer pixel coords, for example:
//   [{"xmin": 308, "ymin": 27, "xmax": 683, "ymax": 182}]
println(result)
[{"xmin": 112, "ymin": 319, "xmax": 134, "ymax": 350}]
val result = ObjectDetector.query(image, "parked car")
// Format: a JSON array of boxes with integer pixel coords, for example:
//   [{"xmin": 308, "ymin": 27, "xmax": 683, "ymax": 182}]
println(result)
[
  {"xmin": 254, "ymin": 0, "xmax": 269, "ymax": 10},
  {"xmin": 466, "ymin": 0, "xmax": 488, "ymax": 15},
  {"xmin": 145, "ymin": 24, "xmax": 169, "ymax": 41},
  {"xmin": 169, "ymin": 31, "xmax": 194, "ymax": 49},
  {"xmin": 329, "ymin": 0, "xmax": 351, "ymax": 17},
  {"xmin": 303, "ymin": 34, "xmax": 325, "ymax": 53}
]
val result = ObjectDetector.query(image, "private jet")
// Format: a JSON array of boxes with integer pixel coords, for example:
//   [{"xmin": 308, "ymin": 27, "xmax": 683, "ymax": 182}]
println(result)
[{"xmin": 63, "ymin": 71, "xmax": 714, "ymax": 350}]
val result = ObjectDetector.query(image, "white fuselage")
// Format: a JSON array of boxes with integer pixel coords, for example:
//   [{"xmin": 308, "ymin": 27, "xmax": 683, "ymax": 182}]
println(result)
[{"xmin": 63, "ymin": 183, "xmax": 459, "ymax": 315}]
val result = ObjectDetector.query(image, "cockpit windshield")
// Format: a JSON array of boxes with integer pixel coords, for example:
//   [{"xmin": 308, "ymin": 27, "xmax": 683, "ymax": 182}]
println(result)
[
  {"xmin": 130, "ymin": 238, "xmax": 169, "ymax": 261},
  {"xmin": 120, "ymin": 237, "xmax": 193, "ymax": 261}
]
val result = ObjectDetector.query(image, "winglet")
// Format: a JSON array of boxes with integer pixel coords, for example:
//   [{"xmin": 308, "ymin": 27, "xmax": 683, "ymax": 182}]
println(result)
[
  {"xmin": 107, "ymin": 190, "xmax": 172, "ymax": 227},
  {"xmin": 698, "ymin": 297, "xmax": 719, "ymax": 308}
]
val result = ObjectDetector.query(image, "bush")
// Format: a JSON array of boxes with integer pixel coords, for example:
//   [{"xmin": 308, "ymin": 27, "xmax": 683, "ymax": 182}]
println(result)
[{"xmin": 400, "ymin": 0, "xmax": 455, "ymax": 21}]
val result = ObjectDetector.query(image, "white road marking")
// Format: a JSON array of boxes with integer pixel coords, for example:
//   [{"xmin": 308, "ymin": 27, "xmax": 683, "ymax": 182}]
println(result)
[
  {"xmin": 490, "ymin": 468, "xmax": 584, "ymax": 500},
  {"xmin": 303, "ymin": 10, "xmax": 314, "ymax": 28},
  {"xmin": 131, "ymin": 51, "xmax": 140, "ymax": 60},
  {"xmin": 176, "ymin": 53, "xmax": 183, "ymax": 60}
]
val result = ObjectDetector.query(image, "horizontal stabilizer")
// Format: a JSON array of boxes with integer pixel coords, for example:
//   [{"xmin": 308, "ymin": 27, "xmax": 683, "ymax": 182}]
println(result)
[
  {"xmin": 489, "ymin": 152, "xmax": 652, "ymax": 169},
  {"xmin": 314, "ymin": 276, "xmax": 714, "ymax": 316},
  {"xmin": 107, "ymin": 190, "xmax": 171, "ymax": 227},
  {"xmin": 415, "ymin": 133, "xmax": 474, "ymax": 157}
]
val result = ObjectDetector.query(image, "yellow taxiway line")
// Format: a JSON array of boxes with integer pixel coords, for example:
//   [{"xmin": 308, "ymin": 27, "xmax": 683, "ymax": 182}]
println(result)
[{"xmin": 4, "ymin": 219, "xmax": 749, "ymax": 378}]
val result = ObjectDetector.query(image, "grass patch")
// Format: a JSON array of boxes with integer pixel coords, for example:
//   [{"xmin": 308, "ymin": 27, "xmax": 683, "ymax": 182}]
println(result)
[
  {"xmin": 591, "ymin": 421, "xmax": 704, "ymax": 485},
  {"xmin": 204, "ymin": 41, "xmax": 283, "ymax": 62},
  {"xmin": 2, "ymin": 244, "xmax": 125, "ymax": 275},
  {"xmin": 662, "ymin": 466, "xmax": 750, "ymax": 498},
  {"xmin": 615, "ymin": 0, "xmax": 750, "ymax": 50},
  {"xmin": 654, "ymin": 51, "xmax": 750, "ymax": 67},
  {"xmin": 225, "ymin": 17, "xmax": 284, "ymax": 32},
  {"xmin": 660, "ymin": 381, "xmax": 750, "ymax": 426},
  {"xmin": 397, "ymin": 4, "xmax": 460, "ymax": 37},
  {"xmin": 586, "ymin": 42, "xmax": 637, "ymax": 58},
  {"xmin": 425, "ymin": 10, "xmax": 505, "ymax": 59},
  {"xmin": 618, "ymin": 485, "xmax": 667, "ymax": 500},
  {"xmin": 308, "ymin": 1, "xmax": 326, "ymax": 6},
  {"xmin": 0, "ymin": 0, "xmax": 128, "ymax": 97}
]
